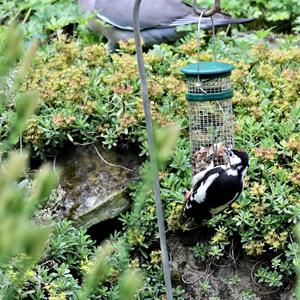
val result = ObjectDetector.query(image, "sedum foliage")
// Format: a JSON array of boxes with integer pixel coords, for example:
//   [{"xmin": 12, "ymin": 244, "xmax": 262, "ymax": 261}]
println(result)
[
  {"xmin": 0, "ymin": 0, "xmax": 81, "ymax": 39},
  {"xmin": 0, "ymin": 26, "xmax": 58, "ymax": 298},
  {"xmin": 197, "ymin": 0, "xmax": 300, "ymax": 32},
  {"xmin": 19, "ymin": 35, "xmax": 184, "ymax": 157},
  {"xmin": 0, "ymin": 2, "xmax": 299, "ymax": 296},
  {"xmin": 0, "ymin": 26, "xmax": 142, "ymax": 300},
  {"xmin": 13, "ymin": 28, "xmax": 300, "ymax": 294}
]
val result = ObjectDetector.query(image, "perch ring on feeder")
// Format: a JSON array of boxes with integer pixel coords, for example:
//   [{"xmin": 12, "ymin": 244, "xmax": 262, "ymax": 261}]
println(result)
[{"xmin": 181, "ymin": 12, "xmax": 235, "ymax": 176}]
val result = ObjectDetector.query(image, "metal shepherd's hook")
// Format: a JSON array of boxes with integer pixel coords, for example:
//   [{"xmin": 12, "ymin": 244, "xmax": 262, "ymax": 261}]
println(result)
[
  {"xmin": 133, "ymin": 1, "xmax": 221, "ymax": 299},
  {"xmin": 133, "ymin": 1, "xmax": 174, "ymax": 299}
]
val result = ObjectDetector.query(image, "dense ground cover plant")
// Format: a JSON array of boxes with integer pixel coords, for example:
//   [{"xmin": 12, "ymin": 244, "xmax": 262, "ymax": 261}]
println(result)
[
  {"xmin": 0, "ymin": 26, "xmax": 142, "ymax": 300},
  {"xmin": 0, "ymin": 26, "xmax": 59, "ymax": 298},
  {"xmin": 197, "ymin": 0, "xmax": 300, "ymax": 32},
  {"xmin": 12, "ymin": 27, "xmax": 299, "ymax": 296},
  {"xmin": 17, "ymin": 35, "xmax": 185, "ymax": 158},
  {"xmin": 1, "ymin": 1, "xmax": 299, "ymax": 295},
  {"xmin": 0, "ymin": 0, "xmax": 80, "ymax": 39}
]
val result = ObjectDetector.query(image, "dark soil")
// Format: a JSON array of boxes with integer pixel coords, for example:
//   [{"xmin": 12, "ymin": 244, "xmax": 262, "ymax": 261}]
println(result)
[
  {"xmin": 168, "ymin": 232, "xmax": 296, "ymax": 300},
  {"xmin": 87, "ymin": 217, "xmax": 123, "ymax": 245}
]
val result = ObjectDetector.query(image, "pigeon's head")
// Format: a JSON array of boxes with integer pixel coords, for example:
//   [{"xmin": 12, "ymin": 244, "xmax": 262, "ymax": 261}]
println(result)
[
  {"xmin": 225, "ymin": 149, "xmax": 249, "ymax": 168},
  {"xmin": 78, "ymin": 0, "xmax": 96, "ymax": 13}
]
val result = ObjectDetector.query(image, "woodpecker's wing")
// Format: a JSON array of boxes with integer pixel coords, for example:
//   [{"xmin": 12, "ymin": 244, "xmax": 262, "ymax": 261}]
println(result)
[
  {"xmin": 209, "ymin": 191, "xmax": 240, "ymax": 215},
  {"xmin": 191, "ymin": 166, "xmax": 226, "ymax": 202},
  {"xmin": 180, "ymin": 167, "xmax": 225, "ymax": 222},
  {"xmin": 191, "ymin": 164, "xmax": 218, "ymax": 187},
  {"xmin": 205, "ymin": 169, "xmax": 244, "ymax": 210}
]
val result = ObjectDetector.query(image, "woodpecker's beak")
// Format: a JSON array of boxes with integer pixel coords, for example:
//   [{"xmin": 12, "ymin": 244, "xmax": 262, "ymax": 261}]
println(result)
[
  {"xmin": 224, "ymin": 148, "xmax": 231, "ymax": 155},
  {"xmin": 204, "ymin": 153, "xmax": 214, "ymax": 163}
]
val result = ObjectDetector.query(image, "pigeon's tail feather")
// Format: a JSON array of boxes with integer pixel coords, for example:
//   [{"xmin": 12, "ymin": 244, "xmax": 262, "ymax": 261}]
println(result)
[
  {"xmin": 167, "ymin": 15, "xmax": 255, "ymax": 28},
  {"xmin": 98, "ymin": 12, "xmax": 255, "ymax": 31},
  {"xmin": 207, "ymin": 17, "xmax": 256, "ymax": 28}
]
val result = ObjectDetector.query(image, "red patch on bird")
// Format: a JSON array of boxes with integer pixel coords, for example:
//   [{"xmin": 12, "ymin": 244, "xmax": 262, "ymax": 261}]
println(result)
[{"xmin": 183, "ymin": 191, "xmax": 191, "ymax": 201}]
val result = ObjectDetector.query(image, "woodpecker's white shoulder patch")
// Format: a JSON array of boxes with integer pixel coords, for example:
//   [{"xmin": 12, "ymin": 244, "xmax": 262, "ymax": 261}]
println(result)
[
  {"xmin": 192, "ymin": 169, "xmax": 206, "ymax": 187},
  {"xmin": 193, "ymin": 173, "xmax": 219, "ymax": 204},
  {"xmin": 226, "ymin": 169, "xmax": 238, "ymax": 176},
  {"xmin": 192, "ymin": 164, "xmax": 214, "ymax": 187}
]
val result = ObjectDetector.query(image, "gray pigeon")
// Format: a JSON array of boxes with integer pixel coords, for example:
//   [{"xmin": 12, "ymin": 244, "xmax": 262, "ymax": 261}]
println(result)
[{"xmin": 78, "ymin": 0, "xmax": 254, "ymax": 52}]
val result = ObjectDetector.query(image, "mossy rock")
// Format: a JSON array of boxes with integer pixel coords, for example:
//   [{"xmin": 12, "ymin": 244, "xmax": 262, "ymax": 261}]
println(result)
[{"xmin": 58, "ymin": 143, "xmax": 140, "ymax": 228}]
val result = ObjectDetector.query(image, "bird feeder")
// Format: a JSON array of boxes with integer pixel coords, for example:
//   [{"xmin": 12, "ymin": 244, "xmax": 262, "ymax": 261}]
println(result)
[{"xmin": 181, "ymin": 15, "xmax": 235, "ymax": 175}]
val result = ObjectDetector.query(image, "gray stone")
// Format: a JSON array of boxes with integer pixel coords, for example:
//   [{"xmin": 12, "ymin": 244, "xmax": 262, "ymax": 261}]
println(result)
[{"xmin": 58, "ymin": 143, "xmax": 140, "ymax": 228}]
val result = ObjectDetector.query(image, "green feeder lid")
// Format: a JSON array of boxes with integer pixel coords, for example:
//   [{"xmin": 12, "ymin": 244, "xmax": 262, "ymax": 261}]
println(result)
[{"xmin": 181, "ymin": 62, "xmax": 234, "ymax": 77}]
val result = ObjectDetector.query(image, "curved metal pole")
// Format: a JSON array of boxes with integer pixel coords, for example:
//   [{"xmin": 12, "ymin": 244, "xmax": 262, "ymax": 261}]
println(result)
[
  {"xmin": 193, "ymin": 0, "xmax": 221, "ymax": 16},
  {"xmin": 133, "ymin": 1, "xmax": 174, "ymax": 300}
]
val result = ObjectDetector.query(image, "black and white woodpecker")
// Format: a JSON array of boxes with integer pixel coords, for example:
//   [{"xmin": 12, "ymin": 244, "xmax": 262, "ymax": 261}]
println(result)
[{"xmin": 179, "ymin": 149, "xmax": 249, "ymax": 224}]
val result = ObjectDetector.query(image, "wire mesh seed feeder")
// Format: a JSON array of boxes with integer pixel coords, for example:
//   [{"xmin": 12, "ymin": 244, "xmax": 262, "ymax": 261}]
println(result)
[{"xmin": 181, "ymin": 14, "xmax": 235, "ymax": 175}]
